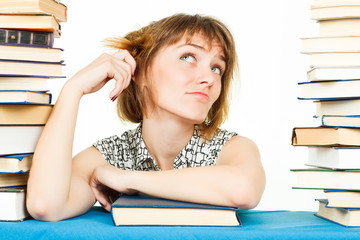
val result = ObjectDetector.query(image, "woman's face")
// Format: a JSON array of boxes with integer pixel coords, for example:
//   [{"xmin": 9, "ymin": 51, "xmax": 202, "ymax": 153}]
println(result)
[{"xmin": 147, "ymin": 34, "xmax": 225, "ymax": 124}]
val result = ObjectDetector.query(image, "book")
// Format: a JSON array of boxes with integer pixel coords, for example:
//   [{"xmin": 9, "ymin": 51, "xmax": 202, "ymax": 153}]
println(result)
[
  {"xmin": 291, "ymin": 168, "xmax": 360, "ymax": 190},
  {"xmin": 316, "ymin": 99, "xmax": 360, "ymax": 117},
  {"xmin": 307, "ymin": 147, "xmax": 360, "ymax": 170},
  {"xmin": 307, "ymin": 67, "xmax": 360, "ymax": 81},
  {"xmin": 0, "ymin": 77, "xmax": 48, "ymax": 91},
  {"xmin": 298, "ymin": 79, "xmax": 360, "ymax": 100},
  {"xmin": 311, "ymin": 5, "xmax": 360, "ymax": 20},
  {"xmin": 0, "ymin": 172, "xmax": 28, "ymax": 188},
  {"xmin": 319, "ymin": 19, "xmax": 360, "ymax": 37},
  {"xmin": 302, "ymin": 36, "xmax": 360, "ymax": 53},
  {"xmin": 0, "ymin": 90, "xmax": 51, "ymax": 104},
  {"xmin": 111, "ymin": 195, "xmax": 241, "ymax": 226},
  {"xmin": 291, "ymin": 127, "xmax": 360, "ymax": 146},
  {"xmin": 0, "ymin": 104, "xmax": 53, "ymax": 124},
  {"xmin": 325, "ymin": 190, "xmax": 360, "ymax": 208},
  {"xmin": 0, "ymin": 29, "xmax": 54, "ymax": 48},
  {"xmin": 0, "ymin": 60, "xmax": 64, "ymax": 78},
  {"xmin": 0, "ymin": 15, "xmax": 61, "ymax": 38},
  {"xmin": 310, "ymin": 52, "xmax": 360, "ymax": 67},
  {"xmin": 322, "ymin": 115, "xmax": 360, "ymax": 128},
  {"xmin": 0, "ymin": 187, "xmax": 29, "ymax": 221},
  {"xmin": 0, "ymin": 125, "xmax": 44, "ymax": 155},
  {"xmin": 0, "ymin": 45, "xmax": 62, "ymax": 63},
  {"xmin": 316, "ymin": 199, "xmax": 360, "ymax": 227},
  {"xmin": 0, "ymin": 154, "xmax": 31, "ymax": 174},
  {"xmin": 0, "ymin": 0, "xmax": 67, "ymax": 22}
]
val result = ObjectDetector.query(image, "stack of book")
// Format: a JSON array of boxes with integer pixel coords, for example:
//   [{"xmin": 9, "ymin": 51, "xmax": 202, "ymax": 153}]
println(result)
[
  {"xmin": 0, "ymin": 0, "xmax": 67, "ymax": 221},
  {"xmin": 291, "ymin": 0, "xmax": 360, "ymax": 227}
]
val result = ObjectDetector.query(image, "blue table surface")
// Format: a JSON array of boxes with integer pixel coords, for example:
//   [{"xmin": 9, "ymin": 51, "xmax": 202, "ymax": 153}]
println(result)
[{"xmin": 1, "ymin": 207, "xmax": 360, "ymax": 239}]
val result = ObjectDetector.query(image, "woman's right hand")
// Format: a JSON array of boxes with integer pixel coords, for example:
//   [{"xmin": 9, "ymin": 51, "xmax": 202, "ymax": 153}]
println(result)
[{"xmin": 67, "ymin": 50, "xmax": 136, "ymax": 100}]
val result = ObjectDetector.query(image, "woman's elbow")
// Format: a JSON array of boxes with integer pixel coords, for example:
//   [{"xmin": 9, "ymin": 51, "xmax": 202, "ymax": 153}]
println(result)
[
  {"xmin": 26, "ymin": 195, "xmax": 63, "ymax": 222},
  {"xmin": 230, "ymin": 178, "xmax": 265, "ymax": 209}
]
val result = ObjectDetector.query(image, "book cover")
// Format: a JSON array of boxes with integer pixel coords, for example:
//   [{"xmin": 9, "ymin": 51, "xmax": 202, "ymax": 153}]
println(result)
[
  {"xmin": 322, "ymin": 115, "xmax": 360, "ymax": 128},
  {"xmin": 111, "ymin": 195, "xmax": 241, "ymax": 226}
]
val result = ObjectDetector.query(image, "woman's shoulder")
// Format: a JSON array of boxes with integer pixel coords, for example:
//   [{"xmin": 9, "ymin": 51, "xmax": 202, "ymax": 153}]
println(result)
[
  {"xmin": 206, "ymin": 128, "xmax": 238, "ymax": 147},
  {"xmin": 93, "ymin": 125, "xmax": 141, "ymax": 149}
]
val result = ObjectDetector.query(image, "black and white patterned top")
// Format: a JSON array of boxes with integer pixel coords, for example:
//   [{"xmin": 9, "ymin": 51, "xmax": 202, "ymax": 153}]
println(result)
[{"xmin": 93, "ymin": 124, "xmax": 238, "ymax": 171}]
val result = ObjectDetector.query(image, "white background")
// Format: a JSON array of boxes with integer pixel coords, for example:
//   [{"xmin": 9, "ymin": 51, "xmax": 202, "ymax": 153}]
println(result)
[{"xmin": 54, "ymin": 0, "xmax": 323, "ymax": 211}]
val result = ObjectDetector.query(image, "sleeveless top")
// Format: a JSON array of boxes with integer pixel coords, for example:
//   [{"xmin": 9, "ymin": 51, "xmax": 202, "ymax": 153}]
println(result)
[{"xmin": 93, "ymin": 124, "xmax": 238, "ymax": 171}]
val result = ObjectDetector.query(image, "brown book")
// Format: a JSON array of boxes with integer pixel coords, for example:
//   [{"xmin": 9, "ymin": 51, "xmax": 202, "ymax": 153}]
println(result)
[
  {"xmin": 0, "ymin": 104, "xmax": 53, "ymax": 124},
  {"xmin": 0, "ymin": 154, "xmax": 32, "ymax": 174},
  {"xmin": 0, "ymin": 172, "xmax": 28, "ymax": 188},
  {"xmin": 0, "ymin": 0, "xmax": 67, "ymax": 22},
  {"xmin": 292, "ymin": 127, "xmax": 360, "ymax": 146}
]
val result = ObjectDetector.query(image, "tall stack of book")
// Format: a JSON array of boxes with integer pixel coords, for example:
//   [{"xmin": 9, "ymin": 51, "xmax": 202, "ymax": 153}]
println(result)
[
  {"xmin": 291, "ymin": 0, "xmax": 360, "ymax": 227},
  {"xmin": 0, "ymin": 0, "xmax": 67, "ymax": 221}
]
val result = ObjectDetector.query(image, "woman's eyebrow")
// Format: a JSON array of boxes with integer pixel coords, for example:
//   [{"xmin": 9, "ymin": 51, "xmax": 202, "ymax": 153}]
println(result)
[{"xmin": 177, "ymin": 43, "xmax": 226, "ymax": 63}]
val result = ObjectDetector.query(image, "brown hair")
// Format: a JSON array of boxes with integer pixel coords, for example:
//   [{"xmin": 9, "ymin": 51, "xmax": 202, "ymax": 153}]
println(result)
[{"xmin": 104, "ymin": 13, "xmax": 238, "ymax": 139}]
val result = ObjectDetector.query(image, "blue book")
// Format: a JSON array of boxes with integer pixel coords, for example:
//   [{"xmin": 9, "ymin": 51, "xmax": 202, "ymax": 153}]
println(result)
[{"xmin": 111, "ymin": 195, "xmax": 241, "ymax": 226}]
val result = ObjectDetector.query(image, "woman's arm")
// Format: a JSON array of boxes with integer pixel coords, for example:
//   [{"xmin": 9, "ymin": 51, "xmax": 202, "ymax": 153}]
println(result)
[
  {"xmin": 91, "ymin": 135, "xmax": 265, "ymax": 211},
  {"xmin": 26, "ymin": 51, "xmax": 136, "ymax": 221}
]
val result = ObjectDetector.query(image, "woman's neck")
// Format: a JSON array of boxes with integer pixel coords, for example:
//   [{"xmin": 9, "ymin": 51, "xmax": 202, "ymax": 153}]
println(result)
[{"xmin": 142, "ymin": 116, "xmax": 194, "ymax": 170}]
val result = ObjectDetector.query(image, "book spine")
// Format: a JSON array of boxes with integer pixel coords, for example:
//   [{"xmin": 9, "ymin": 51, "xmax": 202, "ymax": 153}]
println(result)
[{"xmin": 0, "ymin": 29, "xmax": 54, "ymax": 48}]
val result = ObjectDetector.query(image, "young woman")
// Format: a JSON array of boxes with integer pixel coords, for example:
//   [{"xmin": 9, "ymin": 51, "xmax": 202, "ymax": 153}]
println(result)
[{"xmin": 26, "ymin": 14, "xmax": 265, "ymax": 221}]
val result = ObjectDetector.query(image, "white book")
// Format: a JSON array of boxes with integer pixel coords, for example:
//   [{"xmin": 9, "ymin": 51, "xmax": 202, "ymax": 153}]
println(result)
[
  {"xmin": 0, "ymin": 125, "xmax": 44, "ymax": 155},
  {"xmin": 307, "ymin": 147, "xmax": 360, "ymax": 170},
  {"xmin": 316, "ymin": 99, "xmax": 360, "ymax": 117},
  {"xmin": 310, "ymin": 52, "xmax": 360, "ymax": 67},
  {"xmin": 298, "ymin": 79, "xmax": 360, "ymax": 100},
  {"xmin": 0, "ymin": 187, "xmax": 29, "ymax": 221},
  {"xmin": 307, "ymin": 67, "xmax": 360, "ymax": 81}
]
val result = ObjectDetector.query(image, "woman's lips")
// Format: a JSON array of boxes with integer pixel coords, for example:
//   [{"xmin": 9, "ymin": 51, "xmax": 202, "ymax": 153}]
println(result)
[{"xmin": 187, "ymin": 91, "xmax": 209, "ymax": 100}]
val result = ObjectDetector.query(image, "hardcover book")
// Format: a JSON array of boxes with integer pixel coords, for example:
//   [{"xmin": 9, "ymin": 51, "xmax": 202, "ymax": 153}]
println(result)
[
  {"xmin": 315, "ymin": 99, "xmax": 360, "ymax": 117},
  {"xmin": 316, "ymin": 199, "xmax": 360, "ymax": 227},
  {"xmin": 298, "ymin": 79, "xmax": 360, "ymax": 100},
  {"xmin": 0, "ymin": 172, "xmax": 28, "ymax": 188},
  {"xmin": 0, "ymin": 154, "xmax": 32, "ymax": 174},
  {"xmin": 302, "ymin": 36, "xmax": 360, "ymax": 53},
  {"xmin": 0, "ymin": 60, "xmax": 64, "ymax": 78},
  {"xmin": 310, "ymin": 52, "xmax": 360, "ymax": 68},
  {"xmin": 0, "ymin": 29, "xmax": 54, "ymax": 48},
  {"xmin": 307, "ymin": 67, "xmax": 360, "ymax": 81},
  {"xmin": 0, "ymin": 187, "xmax": 29, "ymax": 221},
  {"xmin": 291, "ymin": 168, "xmax": 360, "ymax": 190},
  {"xmin": 0, "ymin": 77, "xmax": 49, "ymax": 91},
  {"xmin": 292, "ymin": 127, "xmax": 360, "ymax": 146},
  {"xmin": 111, "ymin": 195, "xmax": 241, "ymax": 226},
  {"xmin": 322, "ymin": 115, "xmax": 360, "ymax": 128},
  {"xmin": 0, "ymin": 45, "xmax": 62, "ymax": 63},
  {"xmin": 0, "ymin": 15, "xmax": 61, "ymax": 38},
  {"xmin": 319, "ymin": 19, "xmax": 360, "ymax": 37},
  {"xmin": 324, "ymin": 190, "xmax": 360, "ymax": 208},
  {"xmin": 0, "ymin": 125, "xmax": 44, "ymax": 155},
  {"xmin": 307, "ymin": 146, "xmax": 360, "ymax": 170},
  {"xmin": 0, "ymin": 90, "xmax": 52, "ymax": 104},
  {"xmin": 311, "ymin": 5, "xmax": 360, "ymax": 20},
  {"xmin": 0, "ymin": 104, "xmax": 53, "ymax": 125},
  {"xmin": 0, "ymin": 0, "xmax": 67, "ymax": 22}
]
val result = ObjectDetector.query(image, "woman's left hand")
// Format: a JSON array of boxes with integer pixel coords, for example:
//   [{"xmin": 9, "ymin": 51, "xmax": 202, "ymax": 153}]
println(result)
[{"xmin": 90, "ymin": 164, "xmax": 137, "ymax": 212}]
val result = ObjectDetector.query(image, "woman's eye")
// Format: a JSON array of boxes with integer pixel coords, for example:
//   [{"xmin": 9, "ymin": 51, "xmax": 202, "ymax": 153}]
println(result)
[
  {"xmin": 181, "ymin": 54, "xmax": 196, "ymax": 63},
  {"xmin": 211, "ymin": 66, "xmax": 222, "ymax": 75}
]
